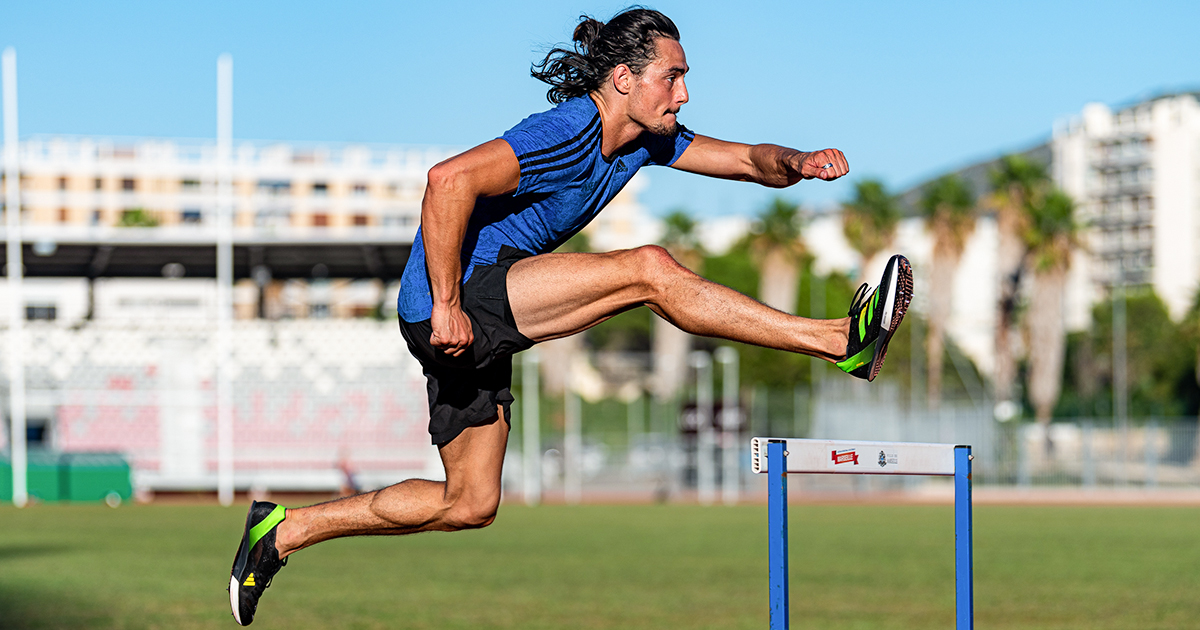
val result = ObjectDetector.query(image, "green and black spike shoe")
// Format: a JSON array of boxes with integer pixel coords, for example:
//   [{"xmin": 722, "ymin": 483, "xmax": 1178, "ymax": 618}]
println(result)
[
  {"xmin": 836, "ymin": 254, "xmax": 913, "ymax": 382},
  {"xmin": 229, "ymin": 501, "xmax": 288, "ymax": 626}
]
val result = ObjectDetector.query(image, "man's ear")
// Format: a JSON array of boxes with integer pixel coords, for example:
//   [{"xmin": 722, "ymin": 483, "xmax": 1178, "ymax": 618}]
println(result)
[{"xmin": 611, "ymin": 64, "xmax": 633, "ymax": 95}]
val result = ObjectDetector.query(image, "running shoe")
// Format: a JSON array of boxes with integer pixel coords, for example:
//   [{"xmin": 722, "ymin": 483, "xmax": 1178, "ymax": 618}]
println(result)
[
  {"xmin": 229, "ymin": 501, "xmax": 288, "ymax": 626},
  {"xmin": 836, "ymin": 254, "xmax": 913, "ymax": 382}
]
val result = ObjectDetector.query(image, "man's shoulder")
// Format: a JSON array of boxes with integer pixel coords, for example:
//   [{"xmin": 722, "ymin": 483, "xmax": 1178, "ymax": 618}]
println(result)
[{"xmin": 502, "ymin": 97, "xmax": 601, "ymax": 161}]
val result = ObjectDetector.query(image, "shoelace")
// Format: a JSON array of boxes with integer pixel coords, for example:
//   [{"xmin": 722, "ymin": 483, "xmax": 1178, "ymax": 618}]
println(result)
[{"xmin": 847, "ymin": 282, "xmax": 871, "ymax": 317}]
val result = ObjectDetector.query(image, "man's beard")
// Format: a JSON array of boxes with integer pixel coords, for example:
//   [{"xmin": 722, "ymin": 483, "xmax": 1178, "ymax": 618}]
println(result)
[{"xmin": 647, "ymin": 117, "xmax": 679, "ymax": 136}]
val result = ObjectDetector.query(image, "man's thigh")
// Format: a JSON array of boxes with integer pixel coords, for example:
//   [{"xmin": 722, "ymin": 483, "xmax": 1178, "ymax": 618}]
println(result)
[
  {"xmin": 508, "ymin": 248, "xmax": 665, "ymax": 342},
  {"xmin": 439, "ymin": 409, "xmax": 509, "ymax": 504}
]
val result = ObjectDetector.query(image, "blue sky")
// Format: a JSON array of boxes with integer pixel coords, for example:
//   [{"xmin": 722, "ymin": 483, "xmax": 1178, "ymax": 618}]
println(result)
[{"xmin": 3, "ymin": 1, "xmax": 1198, "ymax": 218}]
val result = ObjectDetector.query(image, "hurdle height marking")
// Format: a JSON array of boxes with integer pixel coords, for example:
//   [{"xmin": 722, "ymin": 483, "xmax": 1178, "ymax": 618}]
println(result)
[{"xmin": 755, "ymin": 438, "xmax": 974, "ymax": 630}]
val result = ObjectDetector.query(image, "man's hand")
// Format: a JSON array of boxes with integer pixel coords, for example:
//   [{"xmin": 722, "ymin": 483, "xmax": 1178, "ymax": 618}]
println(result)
[
  {"xmin": 430, "ymin": 302, "xmax": 474, "ymax": 357},
  {"xmin": 796, "ymin": 148, "xmax": 849, "ymax": 181},
  {"xmin": 670, "ymin": 136, "xmax": 848, "ymax": 188}
]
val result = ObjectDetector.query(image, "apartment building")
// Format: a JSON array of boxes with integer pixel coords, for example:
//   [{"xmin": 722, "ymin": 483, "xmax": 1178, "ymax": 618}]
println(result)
[
  {"xmin": 1053, "ymin": 92, "xmax": 1200, "ymax": 319},
  {"xmin": 2, "ymin": 137, "xmax": 450, "ymax": 323},
  {"xmin": 1, "ymin": 135, "xmax": 655, "ymax": 325},
  {"xmin": 8, "ymin": 135, "xmax": 448, "ymax": 229}
]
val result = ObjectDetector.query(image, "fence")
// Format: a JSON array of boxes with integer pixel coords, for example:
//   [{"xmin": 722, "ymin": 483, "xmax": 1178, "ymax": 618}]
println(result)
[
  {"xmin": 1, "ymin": 319, "xmax": 437, "ymax": 497},
  {"xmin": 4, "ymin": 328, "xmax": 1199, "ymax": 501},
  {"xmin": 499, "ymin": 375, "xmax": 1200, "ymax": 502}
]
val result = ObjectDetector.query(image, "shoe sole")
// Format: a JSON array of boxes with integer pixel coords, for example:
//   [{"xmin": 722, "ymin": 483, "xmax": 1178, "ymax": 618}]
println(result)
[
  {"xmin": 868, "ymin": 255, "xmax": 913, "ymax": 382},
  {"xmin": 229, "ymin": 503, "xmax": 258, "ymax": 626}
]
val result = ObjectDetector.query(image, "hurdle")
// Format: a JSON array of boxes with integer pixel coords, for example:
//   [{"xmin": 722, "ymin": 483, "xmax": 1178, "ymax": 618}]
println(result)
[{"xmin": 751, "ymin": 437, "xmax": 973, "ymax": 630}]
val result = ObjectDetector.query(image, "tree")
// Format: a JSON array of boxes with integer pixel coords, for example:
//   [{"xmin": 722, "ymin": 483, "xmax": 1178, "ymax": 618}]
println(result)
[
  {"xmin": 651, "ymin": 210, "xmax": 705, "ymax": 400},
  {"xmin": 920, "ymin": 174, "xmax": 976, "ymax": 408},
  {"xmin": 841, "ymin": 179, "xmax": 900, "ymax": 282},
  {"xmin": 1023, "ymin": 189, "xmax": 1079, "ymax": 435},
  {"xmin": 987, "ymin": 155, "xmax": 1048, "ymax": 409},
  {"xmin": 747, "ymin": 197, "xmax": 806, "ymax": 314}
]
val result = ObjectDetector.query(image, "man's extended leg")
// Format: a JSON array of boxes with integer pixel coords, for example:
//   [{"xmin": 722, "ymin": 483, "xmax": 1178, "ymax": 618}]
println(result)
[
  {"xmin": 508, "ymin": 245, "xmax": 849, "ymax": 359},
  {"xmin": 274, "ymin": 413, "xmax": 509, "ymax": 557},
  {"xmin": 227, "ymin": 415, "xmax": 508, "ymax": 625}
]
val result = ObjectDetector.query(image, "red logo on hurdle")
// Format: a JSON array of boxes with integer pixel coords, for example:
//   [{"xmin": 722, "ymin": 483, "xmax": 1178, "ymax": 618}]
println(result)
[{"xmin": 831, "ymin": 449, "xmax": 859, "ymax": 465}]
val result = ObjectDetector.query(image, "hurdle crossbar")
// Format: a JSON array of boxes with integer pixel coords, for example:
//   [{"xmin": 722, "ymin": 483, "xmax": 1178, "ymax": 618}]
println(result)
[{"xmin": 751, "ymin": 437, "xmax": 974, "ymax": 630}]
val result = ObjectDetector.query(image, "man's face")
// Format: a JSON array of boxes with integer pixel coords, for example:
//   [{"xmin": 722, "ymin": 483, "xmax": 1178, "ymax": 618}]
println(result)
[{"xmin": 628, "ymin": 37, "xmax": 689, "ymax": 136}]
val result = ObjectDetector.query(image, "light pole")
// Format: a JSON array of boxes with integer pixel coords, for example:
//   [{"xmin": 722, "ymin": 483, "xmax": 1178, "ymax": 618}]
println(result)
[
  {"xmin": 691, "ymin": 350, "xmax": 714, "ymax": 505},
  {"xmin": 3, "ymin": 47, "xmax": 28, "ymax": 508},
  {"xmin": 714, "ymin": 346, "xmax": 739, "ymax": 506},
  {"xmin": 216, "ymin": 54, "xmax": 235, "ymax": 506},
  {"xmin": 521, "ymin": 350, "xmax": 541, "ymax": 506}
]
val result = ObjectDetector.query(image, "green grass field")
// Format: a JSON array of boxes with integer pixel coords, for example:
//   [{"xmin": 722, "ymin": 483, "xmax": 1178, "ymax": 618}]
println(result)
[{"xmin": 1, "ymin": 502, "xmax": 1197, "ymax": 629}]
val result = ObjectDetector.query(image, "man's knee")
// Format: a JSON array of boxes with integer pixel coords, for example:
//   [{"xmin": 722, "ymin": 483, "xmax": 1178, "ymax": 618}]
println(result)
[
  {"xmin": 631, "ymin": 245, "xmax": 691, "ymax": 291},
  {"xmin": 443, "ymin": 494, "xmax": 500, "ymax": 531}
]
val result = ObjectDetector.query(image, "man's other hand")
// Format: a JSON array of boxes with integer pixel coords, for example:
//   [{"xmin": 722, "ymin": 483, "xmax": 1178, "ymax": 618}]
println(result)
[
  {"xmin": 431, "ymin": 303, "xmax": 474, "ymax": 356},
  {"xmin": 798, "ymin": 148, "xmax": 849, "ymax": 181}
]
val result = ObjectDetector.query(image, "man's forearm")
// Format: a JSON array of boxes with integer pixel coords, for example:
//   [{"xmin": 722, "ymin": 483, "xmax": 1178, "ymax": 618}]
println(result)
[
  {"xmin": 420, "ymin": 179, "xmax": 475, "ymax": 309},
  {"xmin": 748, "ymin": 144, "xmax": 810, "ymax": 188}
]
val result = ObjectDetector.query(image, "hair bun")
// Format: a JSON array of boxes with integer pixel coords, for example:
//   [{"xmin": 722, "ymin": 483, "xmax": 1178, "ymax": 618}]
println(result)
[{"xmin": 572, "ymin": 17, "xmax": 604, "ymax": 51}]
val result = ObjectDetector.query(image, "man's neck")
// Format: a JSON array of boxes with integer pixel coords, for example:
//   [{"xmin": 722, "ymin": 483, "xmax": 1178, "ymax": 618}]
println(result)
[{"xmin": 589, "ymin": 92, "xmax": 644, "ymax": 159}]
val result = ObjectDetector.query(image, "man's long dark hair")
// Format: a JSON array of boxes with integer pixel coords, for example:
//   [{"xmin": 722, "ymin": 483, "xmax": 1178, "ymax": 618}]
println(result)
[{"xmin": 532, "ymin": 8, "xmax": 680, "ymax": 104}]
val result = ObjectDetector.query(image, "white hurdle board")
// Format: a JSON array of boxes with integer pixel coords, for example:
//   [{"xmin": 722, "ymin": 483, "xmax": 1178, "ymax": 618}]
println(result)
[{"xmin": 750, "ymin": 437, "xmax": 959, "ymax": 476}]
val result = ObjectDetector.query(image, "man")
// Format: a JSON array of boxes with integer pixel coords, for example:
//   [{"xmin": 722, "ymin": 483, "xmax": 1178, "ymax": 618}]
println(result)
[{"xmin": 228, "ymin": 8, "xmax": 912, "ymax": 625}]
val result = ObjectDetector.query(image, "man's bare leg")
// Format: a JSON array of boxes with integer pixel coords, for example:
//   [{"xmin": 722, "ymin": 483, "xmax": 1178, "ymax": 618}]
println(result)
[
  {"xmin": 508, "ymin": 245, "xmax": 849, "ymax": 359},
  {"xmin": 273, "ymin": 412, "xmax": 509, "ymax": 558}
]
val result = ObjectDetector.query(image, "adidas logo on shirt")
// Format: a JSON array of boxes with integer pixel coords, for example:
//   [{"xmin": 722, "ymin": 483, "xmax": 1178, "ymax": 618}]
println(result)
[{"xmin": 615, "ymin": 159, "xmax": 627, "ymax": 173}]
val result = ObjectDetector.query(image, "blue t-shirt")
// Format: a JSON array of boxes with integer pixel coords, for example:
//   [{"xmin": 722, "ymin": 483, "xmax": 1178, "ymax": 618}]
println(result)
[{"xmin": 398, "ymin": 96, "xmax": 696, "ymax": 323}]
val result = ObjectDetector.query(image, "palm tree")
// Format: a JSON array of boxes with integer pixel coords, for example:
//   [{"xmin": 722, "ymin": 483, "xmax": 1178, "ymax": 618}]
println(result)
[
  {"xmin": 920, "ymin": 175, "xmax": 976, "ymax": 408},
  {"xmin": 651, "ymin": 210, "xmax": 704, "ymax": 401},
  {"xmin": 842, "ymin": 179, "xmax": 900, "ymax": 283},
  {"xmin": 987, "ymin": 155, "xmax": 1048, "ymax": 410},
  {"xmin": 748, "ymin": 197, "xmax": 805, "ymax": 314},
  {"xmin": 1023, "ymin": 190, "xmax": 1079, "ymax": 438}
]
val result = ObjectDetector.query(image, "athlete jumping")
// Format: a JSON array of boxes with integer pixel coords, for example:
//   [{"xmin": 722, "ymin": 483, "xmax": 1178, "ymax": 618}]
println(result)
[{"xmin": 228, "ymin": 8, "xmax": 912, "ymax": 625}]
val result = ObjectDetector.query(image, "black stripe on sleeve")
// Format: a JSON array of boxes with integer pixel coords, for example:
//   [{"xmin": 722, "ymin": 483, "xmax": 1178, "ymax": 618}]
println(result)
[
  {"xmin": 519, "ymin": 122, "xmax": 602, "ymax": 171},
  {"xmin": 517, "ymin": 114, "xmax": 601, "ymax": 163},
  {"xmin": 522, "ymin": 137, "xmax": 599, "ymax": 177}
]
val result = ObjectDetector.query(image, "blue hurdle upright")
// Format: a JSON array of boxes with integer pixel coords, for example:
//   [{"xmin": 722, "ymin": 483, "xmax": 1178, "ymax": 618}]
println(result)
[{"xmin": 751, "ymin": 437, "xmax": 974, "ymax": 630}]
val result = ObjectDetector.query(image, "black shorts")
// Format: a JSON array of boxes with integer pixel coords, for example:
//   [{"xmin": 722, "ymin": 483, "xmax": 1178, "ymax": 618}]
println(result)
[{"xmin": 399, "ymin": 245, "xmax": 536, "ymax": 445}]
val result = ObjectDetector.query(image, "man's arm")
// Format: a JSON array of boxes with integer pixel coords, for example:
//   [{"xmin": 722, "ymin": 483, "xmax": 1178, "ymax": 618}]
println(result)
[
  {"xmin": 668, "ymin": 134, "xmax": 849, "ymax": 187},
  {"xmin": 422, "ymin": 139, "xmax": 521, "ymax": 356}
]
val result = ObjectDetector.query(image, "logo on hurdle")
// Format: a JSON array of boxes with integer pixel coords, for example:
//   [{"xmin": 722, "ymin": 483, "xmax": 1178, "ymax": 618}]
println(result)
[
  {"xmin": 878, "ymin": 450, "xmax": 899, "ymax": 468},
  {"xmin": 831, "ymin": 449, "xmax": 859, "ymax": 465}
]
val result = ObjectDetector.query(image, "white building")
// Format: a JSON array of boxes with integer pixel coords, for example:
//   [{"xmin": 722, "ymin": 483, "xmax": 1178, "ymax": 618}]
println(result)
[{"xmin": 1053, "ymin": 92, "xmax": 1200, "ymax": 320}]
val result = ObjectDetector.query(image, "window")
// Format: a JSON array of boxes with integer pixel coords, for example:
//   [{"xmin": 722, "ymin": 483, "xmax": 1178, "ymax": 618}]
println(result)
[
  {"xmin": 25, "ymin": 419, "xmax": 48, "ymax": 447},
  {"xmin": 353, "ymin": 214, "xmax": 369, "ymax": 226},
  {"xmin": 25, "ymin": 304, "xmax": 57, "ymax": 321},
  {"xmin": 257, "ymin": 180, "xmax": 292, "ymax": 195},
  {"xmin": 182, "ymin": 209, "xmax": 203, "ymax": 224},
  {"xmin": 352, "ymin": 183, "xmax": 369, "ymax": 196},
  {"xmin": 91, "ymin": 209, "xmax": 102, "ymax": 225},
  {"xmin": 122, "ymin": 178, "xmax": 136, "ymax": 191},
  {"xmin": 312, "ymin": 213, "xmax": 329, "ymax": 227},
  {"xmin": 58, "ymin": 177, "xmax": 68, "ymax": 190},
  {"xmin": 254, "ymin": 209, "xmax": 292, "ymax": 228},
  {"xmin": 94, "ymin": 178, "xmax": 103, "ymax": 190},
  {"xmin": 119, "ymin": 208, "xmax": 158, "ymax": 227},
  {"xmin": 312, "ymin": 182, "xmax": 328, "ymax": 196},
  {"xmin": 181, "ymin": 179, "xmax": 201, "ymax": 191},
  {"xmin": 309, "ymin": 303, "xmax": 330, "ymax": 318},
  {"xmin": 58, "ymin": 208, "xmax": 69, "ymax": 223}
]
